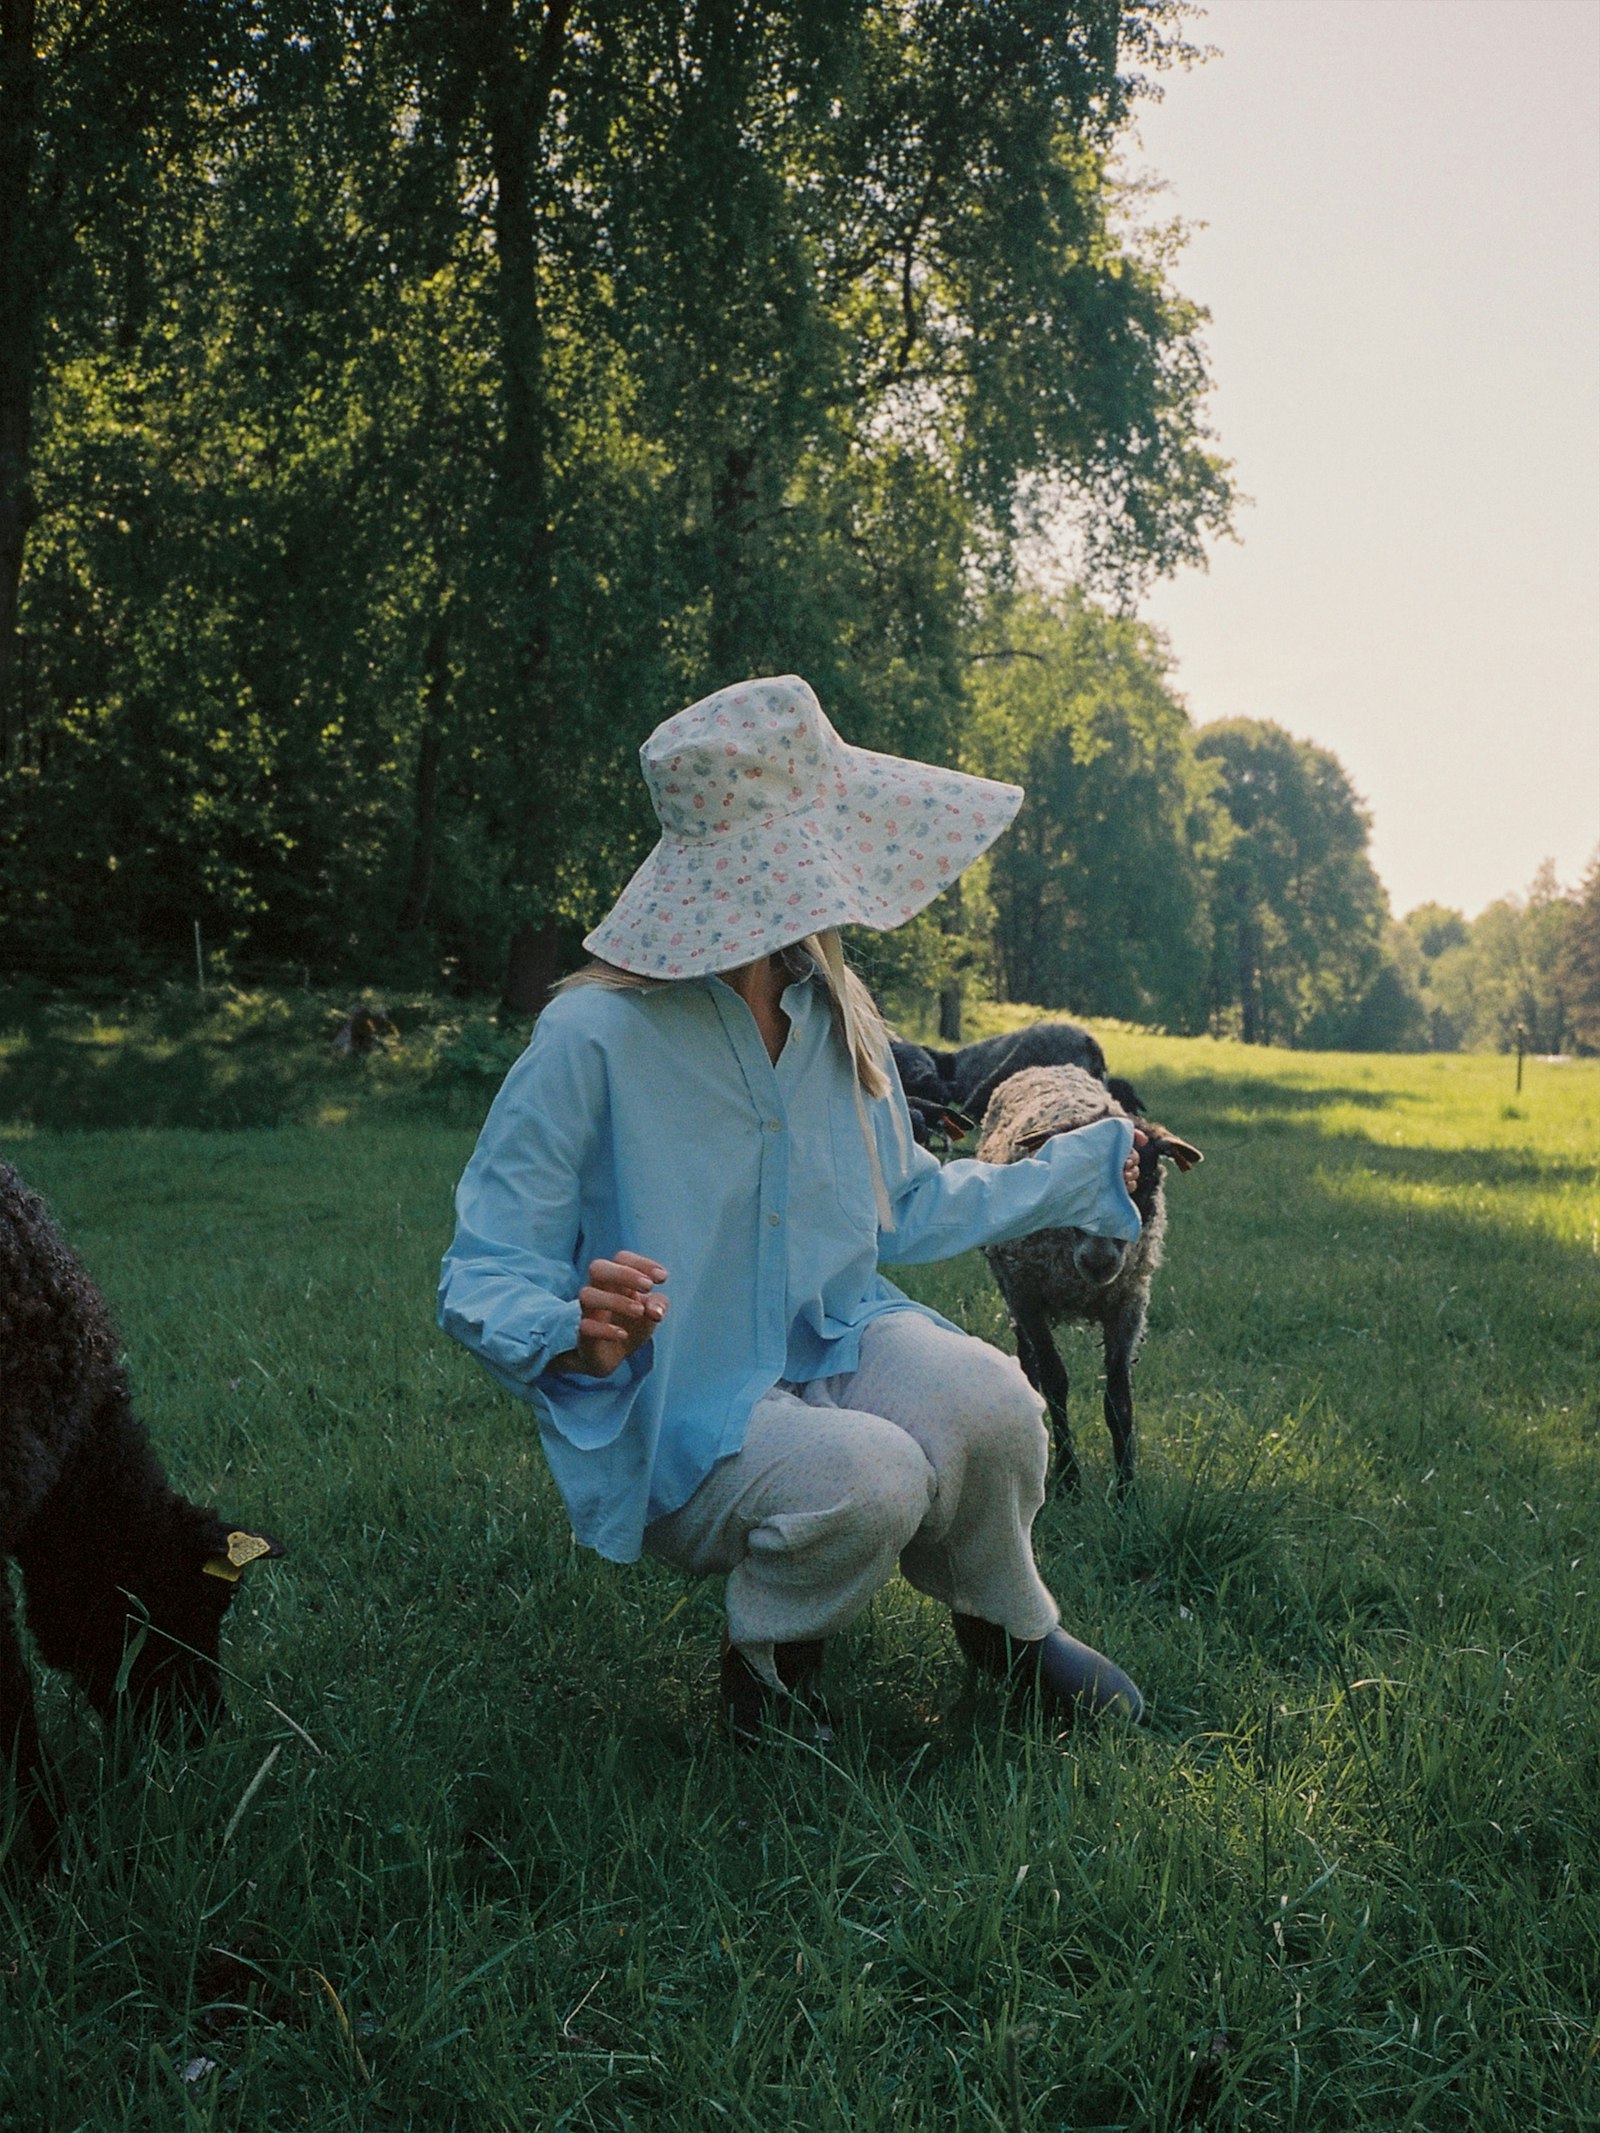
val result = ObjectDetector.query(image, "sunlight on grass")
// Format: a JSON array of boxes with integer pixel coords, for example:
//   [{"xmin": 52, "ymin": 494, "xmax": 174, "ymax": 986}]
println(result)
[
  {"xmin": 2, "ymin": 1008, "xmax": 1596, "ymax": 2130},
  {"xmin": 1315, "ymin": 1162, "xmax": 1600, "ymax": 1248}
]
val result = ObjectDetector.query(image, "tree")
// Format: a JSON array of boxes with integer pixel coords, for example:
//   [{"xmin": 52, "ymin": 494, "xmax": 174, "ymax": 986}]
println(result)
[
  {"xmin": 1195, "ymin": 719, "xmax": 1389, "ymax": 1047},
  {"xmin": 1433, "ymin": 863, "xmax": 1580, "ymax": 1055},
  {"xmin": 965, "ymin": 592, "xmax": 1221, "ymax": 1030},
  {"xmin": 2, "ymin": 2, "xmax": 1236, "ymax": 996},
  {"xmin": 1556, "ymin": 855, "xmax": 1600, "ymax": 1053},
  {"xmin": 0, "ymin": 0, "xmax": 229, "ymax": 767},
  {"xmin": 1398, "ymin": 903, "xmax": 1470, "ymax": 1048}
]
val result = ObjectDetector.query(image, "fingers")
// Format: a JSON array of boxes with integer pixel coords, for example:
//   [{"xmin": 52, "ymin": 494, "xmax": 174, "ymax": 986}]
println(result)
[
  {"xmin": 579, "ymin": 1283, "xmax": 668, "ymax": 1324},
  {"xmin": 570, "ymin": 1250, "xmax": 669, "ymax": 1373},
  {"xmin": 585, "ymin": 1254, "xmax": 667, "ymax": 1300},
  {"xmin": 578, "ymin": 1297, "xmax": 668, "ymax": 1340}
]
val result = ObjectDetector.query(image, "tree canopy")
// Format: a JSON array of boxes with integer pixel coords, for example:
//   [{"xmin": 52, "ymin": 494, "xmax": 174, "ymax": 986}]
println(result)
[
  {"xmin": 1, "ymin": 0, "xmax": 1237, "ymax": 1006},
  {"xmin": 8, "ymin": 3, "xmax": 1566, "ymax": 1056}
]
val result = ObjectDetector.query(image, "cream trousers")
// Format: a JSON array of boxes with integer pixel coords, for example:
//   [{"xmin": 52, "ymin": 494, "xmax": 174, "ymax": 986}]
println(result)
[{"xmin": 643, "ymin": 1310, "xmax": 1060, "ymax": 1687}]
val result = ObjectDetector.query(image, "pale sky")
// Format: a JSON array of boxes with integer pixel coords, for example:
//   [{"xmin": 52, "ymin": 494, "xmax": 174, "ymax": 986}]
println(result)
[{"xmin": 1124, "ymin": 0, "xmax": 1600, "ymax": 919}]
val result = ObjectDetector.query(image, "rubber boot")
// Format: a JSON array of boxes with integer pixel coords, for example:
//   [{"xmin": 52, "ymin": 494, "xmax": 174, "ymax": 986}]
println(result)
[
  {"xmin": 719, "ymin": 1635, "xmax": 833, "ymax": 1745},
  {"xmin": 952, "ymin": 1613, "xmax": 1144, "ymax": 1727}
]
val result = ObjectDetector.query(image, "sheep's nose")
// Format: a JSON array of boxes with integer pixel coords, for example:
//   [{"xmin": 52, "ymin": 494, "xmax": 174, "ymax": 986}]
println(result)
[{"xmin": 1073, "ymin": 1237, "xmax": 1125, "ymax": 1286}]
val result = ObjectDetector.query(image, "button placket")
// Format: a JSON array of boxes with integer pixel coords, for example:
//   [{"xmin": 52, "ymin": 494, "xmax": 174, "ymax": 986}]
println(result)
[{"xmin": 706, "ymin": 975, "xmax": 794, "ymax": 1378}]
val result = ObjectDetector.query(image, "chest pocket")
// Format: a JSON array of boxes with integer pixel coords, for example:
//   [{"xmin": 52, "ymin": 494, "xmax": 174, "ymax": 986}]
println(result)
[{"xmin": 829, "ymin": 1101, "xmax": 880, "ymax": 1231}]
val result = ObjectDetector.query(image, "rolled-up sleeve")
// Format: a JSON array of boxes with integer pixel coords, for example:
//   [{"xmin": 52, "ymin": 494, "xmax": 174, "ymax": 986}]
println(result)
[
  {"xmin": 874, "ymin": 1078, "xmax": 1139, "ymax": 1267},
  {"xmin": 436, "ymin": 1016, "xmax": 596, "ymax": 1398}
]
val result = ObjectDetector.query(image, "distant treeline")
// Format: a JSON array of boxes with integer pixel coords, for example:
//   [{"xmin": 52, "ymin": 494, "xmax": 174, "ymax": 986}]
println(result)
[
  {"xmin": 871, "ymin": 599, "xmax": 1599, "ymax": 1054},
  {"xmin": 0, "ymin": 5, "xmax": 1593, "ymax": 1050}
]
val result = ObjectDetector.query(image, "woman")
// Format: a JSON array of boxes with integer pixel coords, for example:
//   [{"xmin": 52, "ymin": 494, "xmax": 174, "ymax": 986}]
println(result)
[{"xmin": 438, "ymin": 676, "xmax": 1145, "ymax": 1738}]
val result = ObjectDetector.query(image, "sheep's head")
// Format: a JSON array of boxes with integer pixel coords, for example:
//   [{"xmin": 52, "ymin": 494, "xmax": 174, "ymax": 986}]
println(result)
[
  {"xmin": 59, "ymin": 1506, "xmax": 285, "ymax": 1734},
  {"xmin": 993, "ymin": 1069, "xmax": 1203, "ymax": 1287},
  {"xmin": 1069, "ymin": 1231, "xmax": 1130, "ymax": 1287}
]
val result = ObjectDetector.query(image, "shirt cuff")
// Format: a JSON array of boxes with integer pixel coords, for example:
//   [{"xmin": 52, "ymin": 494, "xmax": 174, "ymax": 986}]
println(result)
[{"xmin": 536, "ymin": 1338, "xmax": 658, "ymax": 1450}]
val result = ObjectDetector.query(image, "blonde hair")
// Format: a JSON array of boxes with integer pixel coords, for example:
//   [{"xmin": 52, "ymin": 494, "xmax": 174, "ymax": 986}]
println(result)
[{"xmin": 555, "ymin": 929, "xmax": 901, "ymax": 1223}]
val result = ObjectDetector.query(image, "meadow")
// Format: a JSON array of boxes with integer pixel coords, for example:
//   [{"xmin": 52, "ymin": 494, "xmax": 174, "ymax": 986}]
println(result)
[{"xmin": 1, "ymin": 989, "xmax": 1596, "ymax": 2130}]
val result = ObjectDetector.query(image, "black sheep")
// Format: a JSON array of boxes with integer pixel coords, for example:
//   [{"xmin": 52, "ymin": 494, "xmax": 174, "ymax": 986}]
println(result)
[
  {"xmin": 0, "ymin": 1162, "xmax": 283, "ymax": 1864},
  {"xmin": 890, "ymin": 1025, "xmax": 1144, "ymax": 1151},
  {"xmin": 945, "ymin": 1021, "xmax": 1111, "ymax": 1121},
  {"xmin": 887, "ymin": 1040, "xmax": 974, "ymax": 1150}
]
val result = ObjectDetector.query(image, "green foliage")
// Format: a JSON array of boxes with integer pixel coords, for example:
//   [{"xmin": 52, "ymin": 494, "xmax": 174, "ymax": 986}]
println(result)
[
  {"xmin": 2, "ymin": 2, "xmax": 1234, "ymax": 1000},
  {"xmin": 1196, "ymin": 720, "xmax": 1392, "ymax": 1048},
  {"xmin": 966, "ymin": 593, "xmax": 1221, "ymax": 1032},
  {"xmin": 1557, "ymin": 855, "xmax": 1600, "ymax": 1051},
  {"xmin": 1403, "ymin": 902, "xmax": 1471, "ymax": 962},
  {"xmin": 0, "ymin": 983, "xmax": 527, "ymax": 1133},
  {"xmin": 3, "ymin": 1031, "xmax": 1597, "ymax": 2128},
  {"xmin": 1401, "ymin": 861, "xmax": 1595, "ymax": 1056}
]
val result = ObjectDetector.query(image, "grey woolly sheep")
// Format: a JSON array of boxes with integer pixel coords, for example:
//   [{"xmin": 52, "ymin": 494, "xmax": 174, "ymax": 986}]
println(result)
[
  {"xmin": 977, "ymin": 1066, "xmax": 1201, "ymax": 1493},
  {"xmin": 0, "ymin": 1161, "xmax": 284, "ymax": 1867}
]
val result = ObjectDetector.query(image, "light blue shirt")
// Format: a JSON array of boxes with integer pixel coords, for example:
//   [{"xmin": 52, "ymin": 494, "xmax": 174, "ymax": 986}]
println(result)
[{"xmin": 437, "ymin": 970, "xmax": 1140, "ymax": 1561}]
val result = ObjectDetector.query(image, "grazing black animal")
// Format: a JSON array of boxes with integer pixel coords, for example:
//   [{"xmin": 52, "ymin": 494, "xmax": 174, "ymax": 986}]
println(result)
[
  {"xmin": 945, "ymin": 1021, "xmax": 1110, "ymax": 1121},
  {"xmin": 892, "ymin": 1024, "xmax": 1146, "ymax": 1150},
  {"xmin": 977, "ymin": 1067, "xmax": 1201, "ymax": 1493},
  {"xmin": 0, "ymin": 1163, "xmax": 283, "ymax": 1865},
  {"xmin": 888, "ymin": 1041, "xmax": 973, "ymax": 1150}
]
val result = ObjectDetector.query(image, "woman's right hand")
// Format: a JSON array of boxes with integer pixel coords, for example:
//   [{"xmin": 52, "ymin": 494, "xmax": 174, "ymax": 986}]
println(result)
[{"xmin": 550, "ymin": 1250, "xmax": 669, "ymax": 1377}]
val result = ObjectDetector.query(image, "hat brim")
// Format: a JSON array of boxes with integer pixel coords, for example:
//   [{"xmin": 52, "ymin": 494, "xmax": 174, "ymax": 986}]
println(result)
[{"xmin": 584, "ymin": 748, "xmax": 1023, "ymax": 980}]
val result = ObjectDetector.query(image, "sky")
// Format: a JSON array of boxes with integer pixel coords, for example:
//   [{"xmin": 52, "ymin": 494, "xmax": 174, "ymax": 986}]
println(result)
[{"xmin": 1120, "ymin": 0, "xmax": 1600, "ymax": 919}]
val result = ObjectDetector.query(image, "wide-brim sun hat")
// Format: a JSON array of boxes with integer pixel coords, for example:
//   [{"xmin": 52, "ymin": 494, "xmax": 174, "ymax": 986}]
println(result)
[{"xmin": 584, "ymin": 675, "xmax": 1024, "ymax": 980}]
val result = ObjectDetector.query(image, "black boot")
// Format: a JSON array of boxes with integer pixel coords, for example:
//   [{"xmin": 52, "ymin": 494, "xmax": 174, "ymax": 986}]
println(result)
[
  {"xmin": 719, "ymin": 1635, "xmax": 833, "ymax": 1745},
  {"xmin": 952, "ymin": 1614, "xmax": 1144, "ymax": 1727}
]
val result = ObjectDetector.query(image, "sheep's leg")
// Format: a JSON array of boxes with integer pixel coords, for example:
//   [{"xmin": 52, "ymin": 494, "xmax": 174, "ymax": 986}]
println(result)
[
  {"xmin": 1102, "ymin": 1312, "xmax": 1139, "ymax": 1496},
  {"xmin": 1014, "ymin": 1312, "xmax": 1080, "ymax": 1493},
  {"xmin": 1, "ymin": 1580, "xmax": 60, "ymax": 1870}
]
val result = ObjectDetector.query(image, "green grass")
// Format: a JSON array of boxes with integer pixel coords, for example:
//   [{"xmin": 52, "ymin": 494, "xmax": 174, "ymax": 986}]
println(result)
[{"xmin": 2, "ymin": 1001, "xmax": 1597, "ymax": 2130}]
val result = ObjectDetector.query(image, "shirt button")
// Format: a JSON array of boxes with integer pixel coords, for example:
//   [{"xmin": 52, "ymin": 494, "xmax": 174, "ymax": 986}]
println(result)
[
  {"xmin": 768, "ymin": 1212, "xmax": 781, "ymax": 1227},
  {"xmin": 766, "ymin": 1119, "xmax": 782, "ymax": 1133}
]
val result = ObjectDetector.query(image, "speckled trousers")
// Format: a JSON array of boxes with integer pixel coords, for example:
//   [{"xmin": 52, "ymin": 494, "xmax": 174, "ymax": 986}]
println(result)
[{"xmin": 642, "ymin": 1311, "xmax": 1061, "ymax": 1689}]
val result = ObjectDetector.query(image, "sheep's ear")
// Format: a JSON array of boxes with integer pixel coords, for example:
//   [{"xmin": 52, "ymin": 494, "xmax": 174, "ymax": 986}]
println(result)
[
  {"xmin": 201, "ymin": 1527, "xmax": 287, "ymax": 1583},
  {"xmin": 1148, "ymin": 1131, "xmax": 1203, "ymax": 1173},
  {"xmin": 1013, "ymin": 1126, "xmax": 1063, "ymax": 1157}
]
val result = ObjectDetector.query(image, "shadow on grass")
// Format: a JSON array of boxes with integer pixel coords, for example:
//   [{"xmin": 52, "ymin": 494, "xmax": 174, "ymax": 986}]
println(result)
[{"xmin": 1160, "ymin": 1072, "xmax": 1404, "ymax": 1115}]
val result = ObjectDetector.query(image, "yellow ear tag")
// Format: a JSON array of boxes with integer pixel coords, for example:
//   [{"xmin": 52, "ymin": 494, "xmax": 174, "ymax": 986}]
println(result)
[{"xmin": 203, "ymin": 1531, "xmax": 273, "ymax": 1582}]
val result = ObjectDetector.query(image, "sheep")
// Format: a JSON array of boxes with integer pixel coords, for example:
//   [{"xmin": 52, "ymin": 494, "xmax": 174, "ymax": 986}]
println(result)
[
  {"xmin": 977, "ymin": 1066, "xmax": 1201, "ymax": 1494},
  {"xmin": 946, "ymin": 1020, "xmax": 1110, "ymax": 1122},
  {"xmin": 888, "ymin": 1040, "xmax": 973, "ymax": 1150},
  {"xmin": 0, "ymin": 1161, "xmax": 283, "ymax": 1865},
  {"xmin": 892, "ymin": 1023, "xmax": 1146, "ymax": 1150}
]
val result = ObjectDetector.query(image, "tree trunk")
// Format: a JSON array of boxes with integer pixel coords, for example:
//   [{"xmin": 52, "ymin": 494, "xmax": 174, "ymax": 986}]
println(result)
[
  {"xmin": 452, "ymin": 0, "xmax": 575, "ymax": 1007},
  {"xmin": 396, "ymin": 618, "xmax": 448, "ymax": 934},
  {"xmin": 709, "ymin": 441, "xmax": 758, "ymax": 678},
  {"xmin": 0, "ymin": 0, "xmax": 39, "ymax": 764},
  {"xmin": 937, "ymin": 882, "xmax": 964, "ymax": 1043},
  {"xmin": 1235, "ymin": 889, "xmax": 1260, "ymax": 1045},
  {"xmin": 501, "ymin": 916, "xmax": 562, "ymax": 1018}
]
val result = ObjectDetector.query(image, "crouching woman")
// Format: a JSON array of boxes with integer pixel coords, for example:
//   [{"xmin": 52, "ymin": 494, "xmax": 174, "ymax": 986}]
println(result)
[{"xmin": 437, "ymin": 676, "xmax": 1145, "ymax": 1739}]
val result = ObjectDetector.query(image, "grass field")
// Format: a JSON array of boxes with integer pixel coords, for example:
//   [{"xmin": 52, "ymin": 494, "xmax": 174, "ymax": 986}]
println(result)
[{"xmin": 2, "ymin": 993, "xmax": 1597, "ymax": 2130}]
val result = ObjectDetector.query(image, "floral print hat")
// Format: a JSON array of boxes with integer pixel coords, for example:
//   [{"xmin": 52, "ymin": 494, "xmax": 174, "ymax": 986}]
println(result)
[{"xmin": 584, "ymin": 675, "xmax": 1024, "ymax": 979}]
